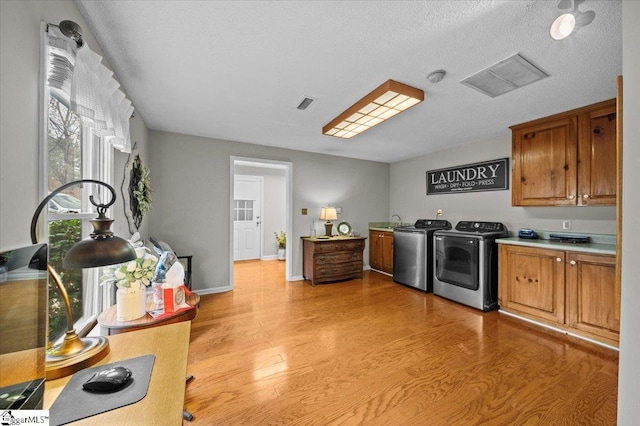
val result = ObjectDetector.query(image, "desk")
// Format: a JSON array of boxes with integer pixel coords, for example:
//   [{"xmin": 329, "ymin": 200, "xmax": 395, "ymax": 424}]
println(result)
[
  {"xmin": 98, "ymin": 292, "xmax": 200, "ymax": 335},
  {"xmin": 44, "ymin": 321, "xmax": 190, "ymax": 425}
]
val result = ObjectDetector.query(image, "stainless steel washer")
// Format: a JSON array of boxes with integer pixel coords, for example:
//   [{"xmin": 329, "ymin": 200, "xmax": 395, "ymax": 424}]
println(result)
[
  {"xmin": 433, "ymin": 221, "xmax": 508, "ymax": 311},
  {"xmin": 393, "ymin": 220, "xmax": 451, "ymax": 292}
]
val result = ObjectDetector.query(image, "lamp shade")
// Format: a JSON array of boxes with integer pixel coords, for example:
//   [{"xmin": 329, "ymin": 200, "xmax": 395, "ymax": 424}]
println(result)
[
  {"xmin": 63, "ymin": 217, "xmax": 136, "ymax": 268},
  {"xmin": 319, "ymin": 207, "xmax": 338, "ymax": 221},
  {"xmin": 30, "ymin": 179, "xmax": 136, "ymax": 269}
]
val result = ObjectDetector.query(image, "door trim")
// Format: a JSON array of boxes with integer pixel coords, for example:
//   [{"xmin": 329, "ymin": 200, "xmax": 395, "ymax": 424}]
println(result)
[{"xmin": 230, "ymin": 156, "xmax": 293, "ymax": 286}]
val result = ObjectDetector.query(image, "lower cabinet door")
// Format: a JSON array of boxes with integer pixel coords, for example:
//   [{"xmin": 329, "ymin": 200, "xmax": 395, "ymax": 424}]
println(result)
[
  {"xmin": 499, "ymin": 245, "xmax": 565, "ymax": 323},
  {"xmin": 566, "ymin": 252, "xmax": 619, "ymax": 344}
]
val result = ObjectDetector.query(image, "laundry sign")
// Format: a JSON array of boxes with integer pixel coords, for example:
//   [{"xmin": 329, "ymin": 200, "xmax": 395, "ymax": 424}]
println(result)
[{"xmin": 426, "ymin": 158, "xmax": 509, "ymax": 195}]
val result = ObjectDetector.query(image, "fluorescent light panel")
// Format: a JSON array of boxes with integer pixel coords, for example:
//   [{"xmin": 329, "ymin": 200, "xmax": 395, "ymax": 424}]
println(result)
[{"xmin": 323, "ymin": 79, "xmax": 424, "ymax": 139}]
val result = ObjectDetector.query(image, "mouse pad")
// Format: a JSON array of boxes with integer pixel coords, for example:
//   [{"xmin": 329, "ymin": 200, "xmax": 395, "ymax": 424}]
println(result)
[{"xmin": 49, "ymin": 354, "xmax": 155, "ymax": 425}]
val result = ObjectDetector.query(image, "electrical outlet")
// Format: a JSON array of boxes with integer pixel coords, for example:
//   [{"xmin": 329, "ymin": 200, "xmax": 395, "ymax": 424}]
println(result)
[
  {"xmin": 436, "ymin": 209, "xmax": 443, "ymax": 217},
  {"xmin": 562, "ymin": 220, "xmax": 572, "ymax": 230},
  {"xmin": 301, "ymin": 208, "xmax": 307, "ymax": 215},
  {"xmin": 336, "ymin": 207, "xmax": 342, "ymax": 214}
]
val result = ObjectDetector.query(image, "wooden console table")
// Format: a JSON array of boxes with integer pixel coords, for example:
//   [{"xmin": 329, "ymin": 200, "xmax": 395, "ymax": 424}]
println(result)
[
  {"xmin": 98, "ymin": 292, "xmax": 200, "ymax": 335},
  {"xmin": 44, "ymin": 321, "xmax": 190, "ymax": 425},
  {"xmin": 301, "ymin": 236, "xmax": 366, "ymax": 285}
]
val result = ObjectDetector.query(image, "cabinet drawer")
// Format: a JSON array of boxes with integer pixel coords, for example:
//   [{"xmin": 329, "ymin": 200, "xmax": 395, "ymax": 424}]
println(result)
[
  {"xmin": 315, "ymin": 251, "xmax": 362, "ymax": 264},
  {"xmin": 313, "ymin": 240, "xmax": 365, "ymax": 253},
  {"xmin": 316, "ymin": 261, "xmax": 362, "ymax": 277}
]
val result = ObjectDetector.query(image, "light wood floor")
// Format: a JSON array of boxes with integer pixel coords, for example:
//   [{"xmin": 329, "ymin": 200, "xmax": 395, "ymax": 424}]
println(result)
[{"xmin": 184, "ymin": 261, "xmax": 618, "ymax": 425}]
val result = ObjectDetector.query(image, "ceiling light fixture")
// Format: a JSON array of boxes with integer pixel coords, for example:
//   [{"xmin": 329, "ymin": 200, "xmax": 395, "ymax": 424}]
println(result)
[
  {"xmin": 322, "ymin": 79, "xmax": 424, "ymax": 139},
  {"xmin": 550, "ymin": 0, "xmax": 595, "ymax": 41}
]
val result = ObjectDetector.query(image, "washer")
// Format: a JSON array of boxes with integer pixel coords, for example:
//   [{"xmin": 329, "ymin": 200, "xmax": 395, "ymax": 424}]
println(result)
[
  {"xmin": 433, "ymin": 221, "xmax": 508, "ymax": 311},
  {"xmin": 393, "ymin": 219, "xmax": 452, "ymax": 292}
]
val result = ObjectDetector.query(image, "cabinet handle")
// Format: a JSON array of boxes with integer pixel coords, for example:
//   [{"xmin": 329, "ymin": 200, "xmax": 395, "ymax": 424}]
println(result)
[
  {"xmin": 556, "ymin": 257, "xmax": 562, "ymax": 262},
  {"xmin": 593, "ymin": 127, "xmax": 601, "ymax": 134},
  {"xmin": 570, "ymin": 260, "xmax": 577, "ymax": 266},
  {"xmin": 568, "ymin": 194, "xmax": 575, "ymax": 200},
  {"xmin": 583, "ymin": 194, "xmax": 590, "ymax": 199}
]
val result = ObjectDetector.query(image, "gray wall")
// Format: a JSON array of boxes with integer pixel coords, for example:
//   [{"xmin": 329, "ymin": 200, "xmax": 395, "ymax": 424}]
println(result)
[
  {"xmin": 390, "ymin": 134, "xmax": 616, "ymax": 235},
  {"xmin": 618, "ymin": 0, "xmax": 640, "ymax": 422},
  {"xmin": 0, "ymin": 0, "xmax": 150, "ymax": 251},
  {"xmin": 147, "ymin": 130, "xmax": 390, "ymax": 292}
]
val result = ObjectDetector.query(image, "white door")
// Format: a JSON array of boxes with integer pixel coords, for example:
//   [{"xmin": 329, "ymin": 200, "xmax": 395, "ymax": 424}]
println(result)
[{"xmin": 233, "ymin": 175, "xmax": 263, "ymax": 260}]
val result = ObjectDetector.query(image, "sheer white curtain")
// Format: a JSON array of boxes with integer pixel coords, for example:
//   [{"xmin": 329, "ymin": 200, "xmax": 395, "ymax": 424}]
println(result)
[{"xmin": 46, "ymin": 26, "xmax": 133, "ymax": 153}]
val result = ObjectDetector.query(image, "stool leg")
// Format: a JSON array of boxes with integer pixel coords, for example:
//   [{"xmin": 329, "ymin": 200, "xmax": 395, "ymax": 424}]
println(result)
[{"xmin": 183, "ymin": 375, "xmax": 195, "ymax": 421}]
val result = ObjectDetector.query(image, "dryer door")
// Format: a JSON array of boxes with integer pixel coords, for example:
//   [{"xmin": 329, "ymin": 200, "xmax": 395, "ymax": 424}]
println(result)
[{"xmin": 435, "ymin": 236, "xmax": 480, "ymax": 290}]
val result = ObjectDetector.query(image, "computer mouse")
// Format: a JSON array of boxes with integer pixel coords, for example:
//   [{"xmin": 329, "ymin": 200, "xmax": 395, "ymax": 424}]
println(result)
[{"xmin": 82, "ymin": 366, "xmax": 132, "ymax": 392}]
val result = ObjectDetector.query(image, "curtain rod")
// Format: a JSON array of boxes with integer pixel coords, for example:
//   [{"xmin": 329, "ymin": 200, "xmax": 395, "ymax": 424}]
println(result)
[{"xmin": 47, "ymin": 20, "xmax": 84, "ymax": 48}]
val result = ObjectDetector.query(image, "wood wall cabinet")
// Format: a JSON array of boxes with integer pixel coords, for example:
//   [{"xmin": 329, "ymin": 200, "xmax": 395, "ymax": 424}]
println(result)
[
  {"xmin": 369, "ymin": 230, "xmax": 393, "ymax": 274},
  {"xmin": 302, "ymin": 237, "xmax": 366, "ymax": 285},
  {"xmin": 511, "ymin": 98, "xmax": 617, "ymax": 206},
  {"xmin": 499, "ymin": 244, "xmax": 619, "ymax": 346}
]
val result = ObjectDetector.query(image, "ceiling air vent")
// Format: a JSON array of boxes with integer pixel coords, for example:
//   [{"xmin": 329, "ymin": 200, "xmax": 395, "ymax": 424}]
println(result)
[
  {"xmin": 461, "ymin": 53, "xmax": 548, "ymax": 98},
  {"xmin": 296, "ymin": 96, "xmax": 316, "ymax": 110}
]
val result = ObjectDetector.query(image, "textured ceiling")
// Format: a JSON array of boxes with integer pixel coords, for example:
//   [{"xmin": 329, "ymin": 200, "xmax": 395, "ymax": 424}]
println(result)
[{"xmin": 74, "ymin": 0, "xmax": 622, "ymax": 163}]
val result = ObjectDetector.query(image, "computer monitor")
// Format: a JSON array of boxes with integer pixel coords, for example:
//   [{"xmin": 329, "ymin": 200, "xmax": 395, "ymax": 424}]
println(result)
[{"xmin": 0, "ymin": 243, "xmax": 48, "ymax": 410}]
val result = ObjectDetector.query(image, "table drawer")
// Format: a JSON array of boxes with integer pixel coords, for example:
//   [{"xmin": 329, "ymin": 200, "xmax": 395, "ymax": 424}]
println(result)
[
  {"xmin": 312, "ymin": 240, "xmax": 365, "ymax": 253},
  {"xmin": 315, "ymin": 251, "xmax": 362, "ymax": 264},
  {"xmin": 315, "ymin": 261, "xmax": 362, "ymax": 277}
]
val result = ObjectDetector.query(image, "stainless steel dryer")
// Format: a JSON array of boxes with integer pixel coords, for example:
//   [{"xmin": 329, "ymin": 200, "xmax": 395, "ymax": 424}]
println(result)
[
  {"xmin": 433, "ymin": 221, "xmax": 508, "ymax": 311},
  {"xmin": 393, "ymin": 219, "xmax": 451, "ymax": 292}
]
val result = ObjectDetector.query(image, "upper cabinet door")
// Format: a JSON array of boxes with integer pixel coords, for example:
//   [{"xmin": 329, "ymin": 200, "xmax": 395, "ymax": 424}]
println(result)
[
  {"xmin": 512, "ymin": 116, "xmax": 578, "ymax": 206},
  {"xmin": 578, "ymin": 101, "xmax": 617, "ymax": 205},
  {"xmin": 510, "ymin": 98, "xmax": 617, "ymax": 207}
]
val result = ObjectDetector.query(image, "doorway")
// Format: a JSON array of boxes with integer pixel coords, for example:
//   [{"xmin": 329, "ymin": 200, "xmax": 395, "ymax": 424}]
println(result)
[{"xmin": 230, "ymin": 157, "xmax": 293, "ymax": 287}]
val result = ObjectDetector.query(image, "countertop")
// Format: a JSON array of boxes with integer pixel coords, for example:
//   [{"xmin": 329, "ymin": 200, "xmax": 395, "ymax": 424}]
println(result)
[
  {"xmin": 496, "ymin": 235, "xmax": 616, "ymax": 255},
  {"xmin": 368, "ymin": 222, "xmax": 411, "ymax": 232}
]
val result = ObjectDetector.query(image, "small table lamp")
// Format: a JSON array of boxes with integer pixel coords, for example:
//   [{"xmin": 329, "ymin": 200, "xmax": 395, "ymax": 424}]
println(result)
[
  {"xmin": 30, "ymin": 179, "xmax": 136, "ymax": 379},
  {"xmin": 319, "ymin": 207, "xmax": 338, "ymax": 236}
]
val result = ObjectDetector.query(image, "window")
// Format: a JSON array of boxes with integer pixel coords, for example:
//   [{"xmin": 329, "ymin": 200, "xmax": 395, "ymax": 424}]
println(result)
[
  {"xmin": 45, "ymin": 95, "xmax": 113, "ymax": 342},
  {"xmin": 233, "ymin": 200, "xmax": 254, "ymax": 222},
  {"xmin": 42, "ymin": 23, "xmax": 132, "ymax": 343}
]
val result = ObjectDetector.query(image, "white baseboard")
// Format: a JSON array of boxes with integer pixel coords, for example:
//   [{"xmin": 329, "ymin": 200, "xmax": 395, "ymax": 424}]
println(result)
[{"xmin": 499, "ymin": 309, "xmax": 619, "ymax": 351}]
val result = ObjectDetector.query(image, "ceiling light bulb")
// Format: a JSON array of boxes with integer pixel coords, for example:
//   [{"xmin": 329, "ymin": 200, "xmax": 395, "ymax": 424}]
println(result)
[{"xmin": 550, "ymin": 13, "xmax": 576, "ymax": 40}]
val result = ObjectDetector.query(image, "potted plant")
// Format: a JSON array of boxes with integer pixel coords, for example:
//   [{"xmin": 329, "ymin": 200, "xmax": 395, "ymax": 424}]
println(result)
[
  {"xmin": 274, "ymin": 231, "xmax": 286, "ymax": 260},
  {"xmin": 101, "ymin": 233, "xmax": 157, "ymax": 321}
]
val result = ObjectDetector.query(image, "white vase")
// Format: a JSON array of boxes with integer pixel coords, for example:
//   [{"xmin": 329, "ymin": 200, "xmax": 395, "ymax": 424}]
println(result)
[
  {"xmin": 116, "ymin": 287, "xmax": 147, "ymax": 321},
  {"xmin": 277, "ymin": 248, "xmax": 286, "ymax": 260}
]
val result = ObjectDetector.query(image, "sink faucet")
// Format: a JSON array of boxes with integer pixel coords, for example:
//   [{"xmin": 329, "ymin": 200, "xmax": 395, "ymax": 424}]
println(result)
[{"xmin": 391, "ymin": 214, "xmax": 401, "ymax": 223}]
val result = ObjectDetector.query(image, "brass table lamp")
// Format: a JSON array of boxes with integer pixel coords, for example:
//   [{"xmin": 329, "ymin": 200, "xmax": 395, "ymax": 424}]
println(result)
[
  {"xmin": 319, "ymin": 207, "xmax": 338, "ymax": 236},
  {"xmin": 30, "ymin": 179, "xmax": 136, "ymax": 379}
]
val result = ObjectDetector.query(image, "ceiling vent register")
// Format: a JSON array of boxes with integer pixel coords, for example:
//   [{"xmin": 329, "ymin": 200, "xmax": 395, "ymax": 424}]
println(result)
[{"xmin": 461, "ymin": 53, "xmax": 548, "ymax": 98}]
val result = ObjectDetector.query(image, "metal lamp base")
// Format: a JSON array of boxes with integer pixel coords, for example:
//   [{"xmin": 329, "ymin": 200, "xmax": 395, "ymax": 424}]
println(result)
[
  {"xmin": 324, "ymin": 222, "xmax": 333, "ymax": 236},
  {"xmin": 45, "ymin": 334, "xmax": 110, "ymax": 380}
]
